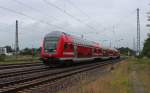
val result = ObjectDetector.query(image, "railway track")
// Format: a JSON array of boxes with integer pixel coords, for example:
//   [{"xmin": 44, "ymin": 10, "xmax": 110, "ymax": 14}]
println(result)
[
  {"xmin": 0, "ymin": 59, "xmax": 123, "ymax": 93},
  {"xmin": 0, "ymin": 62, "xmax": 42, "ymax": 70},
  {"xmin": 0, "ymin": 66, "xmax": 50, "ymax": 78}
]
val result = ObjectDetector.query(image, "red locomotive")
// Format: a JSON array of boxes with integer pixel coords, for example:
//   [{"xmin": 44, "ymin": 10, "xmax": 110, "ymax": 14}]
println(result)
[{"xmin": 41, "ymin": 31, "xmax": 120, "ymax": 65}]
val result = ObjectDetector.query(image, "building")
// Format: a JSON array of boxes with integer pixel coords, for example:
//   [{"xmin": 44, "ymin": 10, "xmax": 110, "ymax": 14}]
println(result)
[{"xmin": 0, "ymin": 47, "xmax": 13, "ymax": 56}]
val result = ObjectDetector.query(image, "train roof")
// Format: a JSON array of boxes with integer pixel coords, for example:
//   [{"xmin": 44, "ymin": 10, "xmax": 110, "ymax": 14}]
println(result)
[
  {"xmin": 101, "ymin": 46, "xmax": 118, "ymax": 51},
  {"xmin": 45, "ymin": 31, "xmax": 102, "ymax": 47},
  {"xmin": 45, "ymin": 31, "xmax": 63, "ymax": 38},
  {"xmin": 72, "ymin": 36, "xmax": 97, "ymax": 46}
]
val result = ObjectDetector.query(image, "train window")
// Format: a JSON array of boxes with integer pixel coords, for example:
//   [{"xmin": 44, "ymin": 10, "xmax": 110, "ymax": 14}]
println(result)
[
  {"xmin": 44, "ymin": 40, "xmax": 57, "ymax": 50},
  {"xmin": 44, "ymin": 36, "xmax": 59, "ymax": 52},
  {"xmin": 64, "ymin": 43, "xmax": 68, "ymax": 50}
]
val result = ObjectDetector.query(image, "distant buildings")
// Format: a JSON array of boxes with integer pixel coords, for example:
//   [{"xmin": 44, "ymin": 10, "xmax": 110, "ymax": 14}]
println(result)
[
  {"xmin": 0, "ymin": 47, "xmax": 7, "ymax": 55},
  {"xmin": 0, "ymin": 47, "xmax": 13, "ymax": 56}
]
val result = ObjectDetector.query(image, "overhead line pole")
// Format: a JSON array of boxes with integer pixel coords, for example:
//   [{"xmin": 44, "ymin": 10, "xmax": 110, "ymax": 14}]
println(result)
[
  {"xmin": 133, "ymin": 37, "xmax": 136, "ymax": 51},
  {"xmin": 15, "ymin": 20, "xmax": 19, "ymax": 57},
  {"xmin": 136, "ymin": 8, "xmax": 140, "ymax": 56}
]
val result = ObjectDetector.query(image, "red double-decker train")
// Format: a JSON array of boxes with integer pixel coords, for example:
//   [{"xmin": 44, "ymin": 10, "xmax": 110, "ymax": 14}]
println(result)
[{"xmin": 41, "ymin": 31, "xmax": 120, "ymax": 65}]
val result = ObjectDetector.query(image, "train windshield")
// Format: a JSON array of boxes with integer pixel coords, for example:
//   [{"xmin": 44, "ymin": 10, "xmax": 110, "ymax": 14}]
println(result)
[{"xmin": 44, "ymin": 37, "xmax": 59, "ymax": 53}]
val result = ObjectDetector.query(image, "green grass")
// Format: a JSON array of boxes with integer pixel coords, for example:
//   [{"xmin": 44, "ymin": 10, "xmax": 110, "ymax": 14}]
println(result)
[
  {"xmin": 58, "ymin": 57, "xmax": 150, "ymax": 93},
  {"xmin": 0, "ymin": 55, "xmax": 40, "ymax": 64},
  {"xmin": 58, "ymin": 60, "xmax": 131, "ymax": 93},
  {"xmin": 128, "ymin": 57, "xmax": 150, "ymax": 93},
  {"xmin": 128, "ymin": 57, "xmax": 150, "ymax": 64}
]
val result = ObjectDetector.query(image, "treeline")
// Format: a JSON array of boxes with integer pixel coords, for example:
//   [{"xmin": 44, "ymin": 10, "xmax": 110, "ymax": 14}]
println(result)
[
  {"xmin": 19, "ymin": 48, "xmax": 41, "ymax": 56},
  {"xmin": 118, "ymin": 47, "xmax": 136, "ymax": 56},
  {"xmin": 141, "ymin": 34, "xmax": 150, "ymax": 58},
  {"xmin": 118, "ymin": 33, "xmax": 150, "ymax": 58}
]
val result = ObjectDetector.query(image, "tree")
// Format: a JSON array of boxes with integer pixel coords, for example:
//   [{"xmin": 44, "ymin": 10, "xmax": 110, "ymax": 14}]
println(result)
[
  {"xmin": 118, "ymin": 47, "xmax": 135, "ymax": 56},
  {"xmin": 142, "ymin": 34, "xmax": 150, "ymax": 57},
  {"xmin": 20, "ymin": 48, "xmax": 32, "ymax": 55},
  {"xmin": 20, "ymin": 47, "xmax": 40, "ymax": 56}
]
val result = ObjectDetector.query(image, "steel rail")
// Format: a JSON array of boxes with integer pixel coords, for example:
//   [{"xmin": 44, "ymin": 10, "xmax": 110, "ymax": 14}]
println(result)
[{"xmin": 0, "ymin": 59, "xmax": 123, "ymax": 93}]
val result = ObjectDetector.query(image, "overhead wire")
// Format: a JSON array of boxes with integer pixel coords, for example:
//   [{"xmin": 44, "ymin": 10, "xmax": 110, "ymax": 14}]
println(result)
[
  {"xmin": 66, "ymin": 0, "xmax": 91, "ymax": 19},
  {"xmin": 42, "ymin": 0, "xmax": 97, "ymax": 31},
  {"xmin": 0, "ymin": 1, "xmax": 136, "ymax": 36},
  {"xmin": 13, "ymin": 0, "xmax": 69, "ymax": 32},
  {"xmin": 115, "ymin": 9, "xmax": 136, "ymax": 28},
  {"xmin": 67, "ymin": 0, "xmax": 103, "ymax": 34},
  {"xmin": 67, "ymin": 0, "xmax": 104, "ymax": 27},
  {"xmin": 67, "ymin": 0, "xmax": 120, "ymax": 35},
  {"xmin": 13, "ymin": 0, "xmax": 60, "ymax": 22},
  {"xmin": 66, "ymin": 1, "xmax": 136, "ymax": 46},
  {"xmin": 101, "ymin": 9, "xmax": 136, "ymax": 34},
  {"xmin": 0, "ymin": 5, "xmax": 66, "ymax": 31}
]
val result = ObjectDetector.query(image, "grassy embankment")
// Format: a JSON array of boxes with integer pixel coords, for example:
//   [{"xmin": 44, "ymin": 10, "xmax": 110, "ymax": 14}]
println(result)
[
  {"xmin": 58, "ymin": 58, "xmax": 150, "ymax": 93},
  {"xmin": 129, "ymin": 57, "xmax": 150, "ymax": 93},
  {"xmin": 0, "ymin": 55, "xmax": 40, "ymax": 64}
]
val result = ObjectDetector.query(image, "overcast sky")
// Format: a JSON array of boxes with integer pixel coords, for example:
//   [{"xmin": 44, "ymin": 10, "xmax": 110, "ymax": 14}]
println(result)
[{"xmin": 0, "ymin": 0, "xmax": 149, "ymax": 49}]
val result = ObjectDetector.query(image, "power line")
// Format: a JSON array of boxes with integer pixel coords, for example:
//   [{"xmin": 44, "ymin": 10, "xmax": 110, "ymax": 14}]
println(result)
[
  {"xmin": 67, "ymin": 0, "xmax": 106, "ymax": 33},
  {"xmin": 13, "ymin": 0, "xmax": 60, "ymax": 22},
  {"xmin": 42, "ymin": 0, "xmax": 97, "ymax": 31},
  {"xmin": 102, "ymin": 10, "xmax": 136, "ymax": 33},
  {"xmin": 115, "ymin": 9, "xmax": 136, "ymax": 28},
  {"xmin": 67, "ymin": 0, "xmax": 103, "ymax": 27},
  {"xmin": 103, "ymin": 10, "xmax": 136, "ymax": 37},
  {"xmin": 67, "ymin": 0, "xmax": 91, "ymax": 19},
  {"xmin": 68, "ymin": 0, "xmax": 136, "ymax": 35},
  {"xmin": 0, "ymin": 5, "xmax": 65, "ymax": 31}
]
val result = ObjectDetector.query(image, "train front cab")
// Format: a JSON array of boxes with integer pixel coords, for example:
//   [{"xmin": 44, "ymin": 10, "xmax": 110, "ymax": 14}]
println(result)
[
  {"xmin": 41, "ymin": 32, "xmax": 76, "ymax": 66},
  {"xmin": 41, "ymin": 31, "xmax": 62, "ymax": 65}
]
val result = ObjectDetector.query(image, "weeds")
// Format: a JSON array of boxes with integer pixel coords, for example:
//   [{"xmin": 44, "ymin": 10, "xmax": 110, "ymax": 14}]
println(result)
[{"xmin": 58, "ymin": 58, "xmax": 150, "ymax": 93}]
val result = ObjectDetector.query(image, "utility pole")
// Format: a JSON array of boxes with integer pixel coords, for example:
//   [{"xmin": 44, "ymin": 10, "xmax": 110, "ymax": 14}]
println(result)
[
  {"xmin": 133, "ymin": 38, "xmax": 136, "ymax": 51},
  {"xmin": 15, "ymin": 20, "xmax": 19, "ymax": 57},
  {"xmin": 136, "ymin": 8, "xmax": 140, "ymax": 56},
  {"xmin": 113, "ymin": 25, "xmax": 117, "ymax": 48}
]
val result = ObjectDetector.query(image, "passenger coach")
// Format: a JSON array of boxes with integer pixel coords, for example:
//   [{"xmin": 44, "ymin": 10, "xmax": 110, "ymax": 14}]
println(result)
[{"xmin": 41, "ymin": 31, "xmax": 120, "ymax": 65}]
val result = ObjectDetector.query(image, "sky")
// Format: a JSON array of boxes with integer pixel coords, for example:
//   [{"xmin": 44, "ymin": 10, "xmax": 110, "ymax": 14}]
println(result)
[{"xmin": 0, "ymin": 0, "xmax": 149, "ymax": 50}]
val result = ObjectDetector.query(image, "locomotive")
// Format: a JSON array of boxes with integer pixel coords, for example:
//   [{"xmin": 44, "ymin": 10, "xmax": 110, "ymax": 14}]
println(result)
[{"xmin": 40, "ymin": 31, "xmax": 120, "ymax": 65}]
